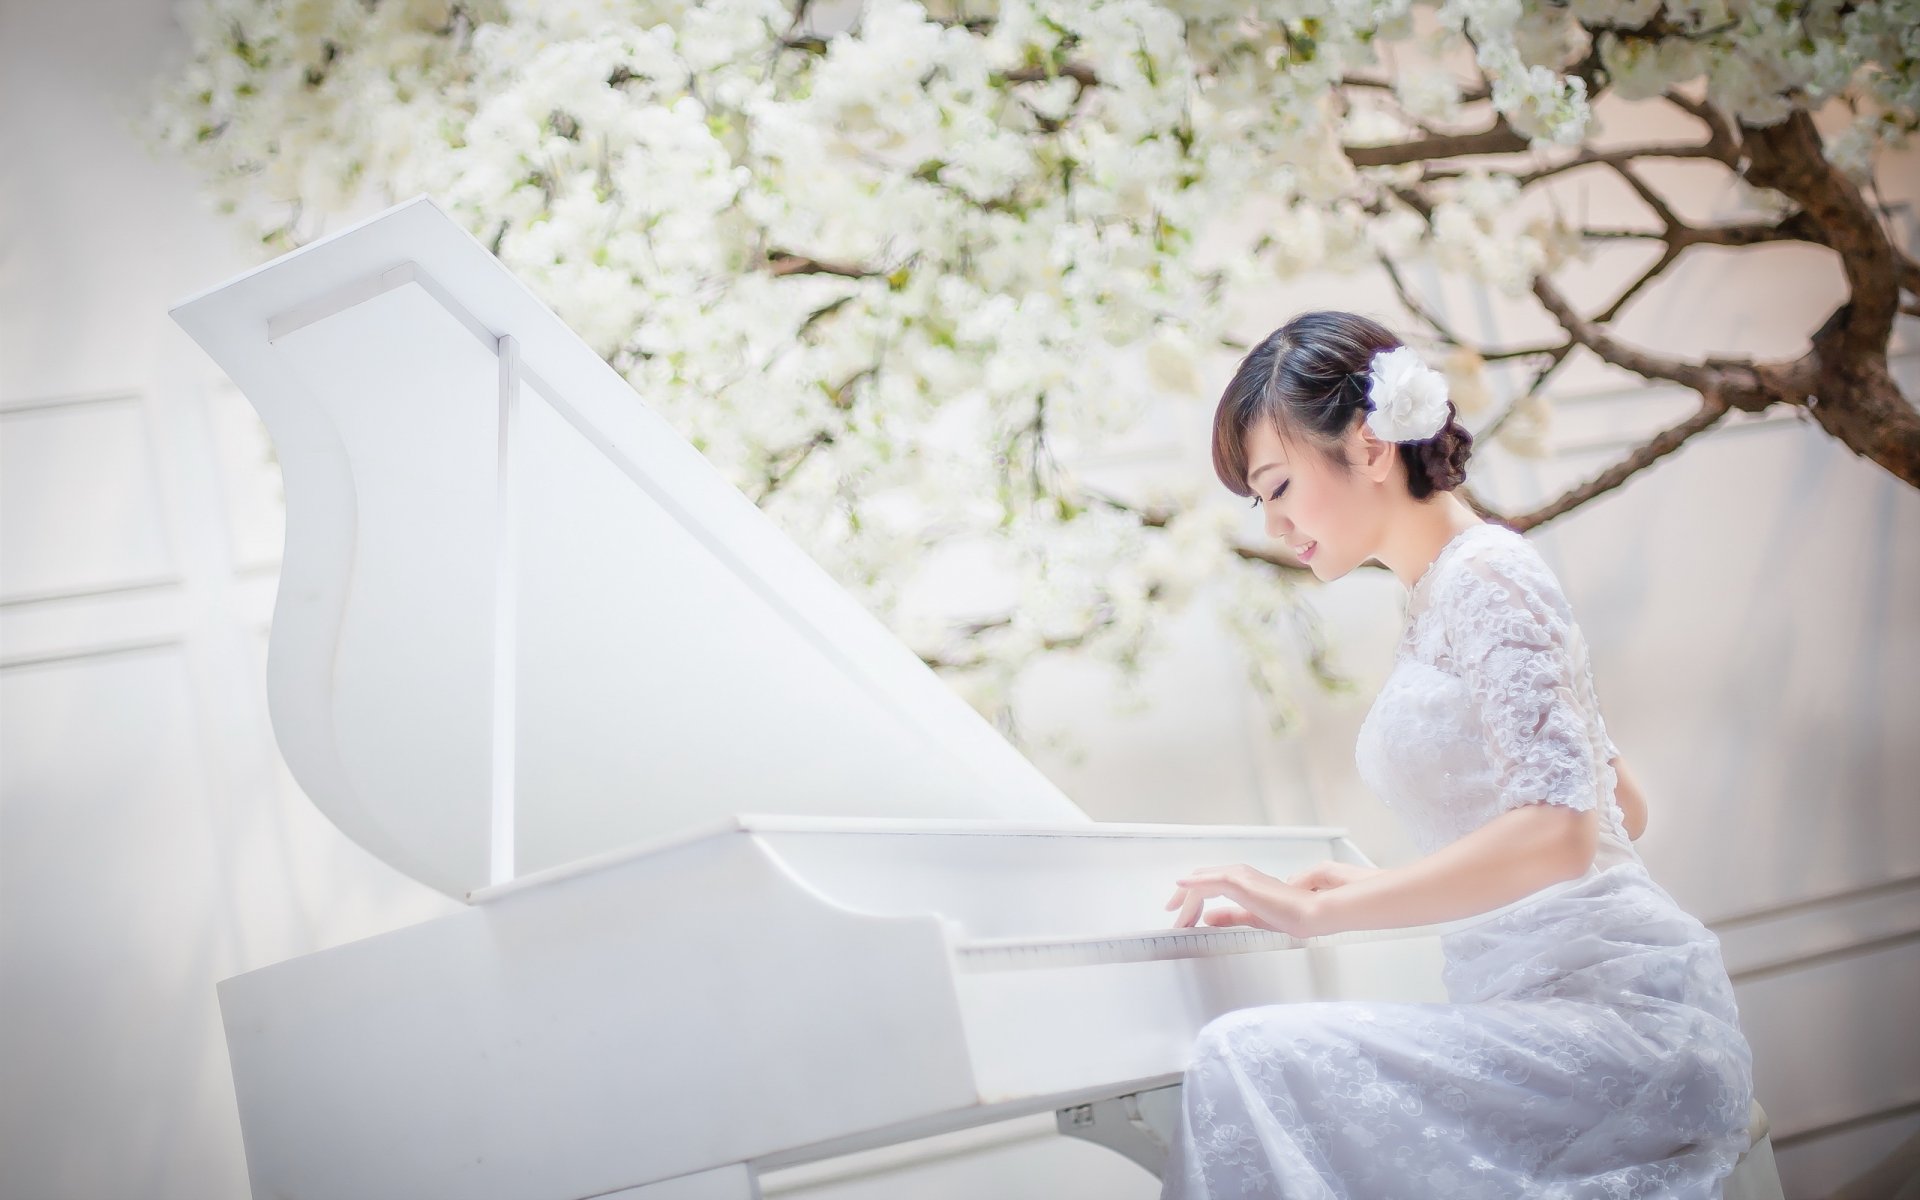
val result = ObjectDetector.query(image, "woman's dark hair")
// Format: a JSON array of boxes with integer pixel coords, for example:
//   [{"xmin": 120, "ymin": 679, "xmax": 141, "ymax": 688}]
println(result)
[{"xmin": 1211, "ymin": 311, "xmax": 1472, "ymax": 502}]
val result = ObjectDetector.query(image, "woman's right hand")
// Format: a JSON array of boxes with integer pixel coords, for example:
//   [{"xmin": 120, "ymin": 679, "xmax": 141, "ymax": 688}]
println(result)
[{"xmin": 1284, "ymin": 860, "xmax": 1381, "ymax": 892}]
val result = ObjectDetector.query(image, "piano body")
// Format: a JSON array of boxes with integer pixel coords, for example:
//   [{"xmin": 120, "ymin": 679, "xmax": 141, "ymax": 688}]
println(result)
[{"xmin": 172, "ymin": 196, "xmax": 1505, "ymax": 1200}]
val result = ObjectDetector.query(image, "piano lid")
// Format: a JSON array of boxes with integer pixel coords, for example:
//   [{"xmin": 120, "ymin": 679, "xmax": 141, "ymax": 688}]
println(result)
[{"xmin": 170, "ymin": 195, "xmax": 1087, "ymax": 900}]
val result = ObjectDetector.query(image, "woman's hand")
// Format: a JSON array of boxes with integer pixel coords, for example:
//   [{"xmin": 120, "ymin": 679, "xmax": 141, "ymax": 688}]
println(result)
[
  {"xmin": 1165, "ymin": 863, "xmax": 1327, "ymax": 938},
  {"xmin": 1611, "ymin": 754, "xmax": 1649, "ymax": 841},
  {"xmin": 1284, "ymin": 860, "xmax": 1381, "ymax": 892}
]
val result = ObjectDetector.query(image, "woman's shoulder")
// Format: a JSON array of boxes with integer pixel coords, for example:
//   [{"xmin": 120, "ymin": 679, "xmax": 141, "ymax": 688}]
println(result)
[
  {"xmin": 1431, "ymin": 522, "xmax": 1544, "ymax": 594},
  {"xmin": 1431, "ymin": 523, "xmax": 1577, "ymax": 631}
]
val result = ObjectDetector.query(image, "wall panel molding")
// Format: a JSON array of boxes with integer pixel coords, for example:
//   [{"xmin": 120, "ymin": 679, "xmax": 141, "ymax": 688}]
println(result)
[
  {"xmin": 0, "ymin": 390, "xmax": 178, "ymax": 604},
  {"xmin": 1712, "ymin": 871, "xmax": 1920, "ymax": 983}
]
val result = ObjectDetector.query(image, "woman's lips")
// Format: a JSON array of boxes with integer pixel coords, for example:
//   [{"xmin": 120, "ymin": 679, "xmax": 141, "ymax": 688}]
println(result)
[{"xmin": 1297, "ymin": 541, "xmax": 1316, "ymax": 562}]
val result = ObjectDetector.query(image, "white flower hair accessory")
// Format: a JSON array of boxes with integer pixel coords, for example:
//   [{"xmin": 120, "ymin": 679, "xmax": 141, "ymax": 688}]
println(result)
[{"xmin": 1364, "ymin": 346, "xmax": 1452, "ymax": 442}]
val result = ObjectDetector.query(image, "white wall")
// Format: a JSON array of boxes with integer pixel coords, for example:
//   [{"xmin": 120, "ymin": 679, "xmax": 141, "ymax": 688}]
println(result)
[
  {"xmin": 1, "ymin": 1, "xmax": 1915, "ymax": 1197},
  {"xmin": 0, "ymin": 3, "xmax": 465, "ymax": 1197}
]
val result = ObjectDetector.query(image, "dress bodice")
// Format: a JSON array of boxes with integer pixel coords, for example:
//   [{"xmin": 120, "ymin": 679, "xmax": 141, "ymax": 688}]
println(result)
[{"xmin": 1355, "ymin": 523, "xmax": 1638, "ymax": 873}]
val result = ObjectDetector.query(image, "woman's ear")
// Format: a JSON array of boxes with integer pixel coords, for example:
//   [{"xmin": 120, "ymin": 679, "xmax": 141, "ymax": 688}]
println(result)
[{"xmin": 1352, "ymin": 418, "xmax": 1396, "ymax": 484}]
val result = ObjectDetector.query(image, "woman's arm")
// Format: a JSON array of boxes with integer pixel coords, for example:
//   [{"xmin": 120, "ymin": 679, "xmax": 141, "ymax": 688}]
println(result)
[
  {"xmin": 1611, "ymin": 754, "xmax": 1649, "ymax": 841},
  {"xmin": 1309, "ymin": 802, "xmax": 1597, "ymax": 935},
  {"xmin": 1169, "ymin": 803, "xmax": 1599, "ymax": 937}
]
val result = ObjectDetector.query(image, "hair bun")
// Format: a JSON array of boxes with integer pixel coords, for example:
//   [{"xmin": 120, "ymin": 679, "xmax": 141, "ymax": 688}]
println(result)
[{"xmin": 1404, "ymin": 407, "xmax": 1473, "ymax": 500}]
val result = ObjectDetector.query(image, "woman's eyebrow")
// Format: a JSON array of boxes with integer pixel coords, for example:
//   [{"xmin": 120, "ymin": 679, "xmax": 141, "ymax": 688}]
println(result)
[{"xmin": 1248, "ymin": 462, "xmax": 1283, "ymax": 489}]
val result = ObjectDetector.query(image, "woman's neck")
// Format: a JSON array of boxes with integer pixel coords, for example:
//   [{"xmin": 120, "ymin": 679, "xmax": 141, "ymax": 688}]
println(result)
[{"xmin": 1378, "ymin": 495, "xmax": 1484, "ymax": 591}]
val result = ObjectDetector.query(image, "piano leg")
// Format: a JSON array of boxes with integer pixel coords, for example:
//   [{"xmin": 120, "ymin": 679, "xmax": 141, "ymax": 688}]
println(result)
[
  {"xmin": 1055, "ymin": 1083, "xmax": 1185, "ymax": 1179},
  {"xmin": 601, "ymin": 1163, "xmax": 762, "ymax": 1199}
]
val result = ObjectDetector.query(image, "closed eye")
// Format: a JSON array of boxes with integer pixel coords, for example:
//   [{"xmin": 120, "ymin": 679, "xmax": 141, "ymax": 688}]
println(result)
[{"xmin": 1249, "ymin": 482, "xmax": 1287, "ymax": 507}]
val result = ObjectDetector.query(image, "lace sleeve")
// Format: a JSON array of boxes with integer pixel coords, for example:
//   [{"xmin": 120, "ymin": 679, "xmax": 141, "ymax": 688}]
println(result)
[{"xmin": 1445, "ymin": 544, "xmax": 1603, "ymax": 816}]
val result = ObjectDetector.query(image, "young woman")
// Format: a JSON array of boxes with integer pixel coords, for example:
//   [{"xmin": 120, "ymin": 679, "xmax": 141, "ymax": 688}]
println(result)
[{"xmin": 1159, "ymin": 311, "xmax": 1755, "ymax": 1198}]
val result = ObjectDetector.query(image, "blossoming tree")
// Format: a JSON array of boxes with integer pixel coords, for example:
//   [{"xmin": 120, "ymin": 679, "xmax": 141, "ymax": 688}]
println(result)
[{"xmin": 153, "ymin": 0, "xmax": 1919, "ymax": 736}]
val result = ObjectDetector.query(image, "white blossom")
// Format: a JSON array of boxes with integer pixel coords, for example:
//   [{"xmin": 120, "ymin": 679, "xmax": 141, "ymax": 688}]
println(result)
[
  {"xmin": 1440, "ymin": 347, "xmax": 1495, "ymax": 418},
  {"xmin": 1393, "ymin": 66, "xmax": 1466, "ymax": 123},
  {"xmin": 146, "ymin": 0, "xmax": 1913, "ymax": 738}
]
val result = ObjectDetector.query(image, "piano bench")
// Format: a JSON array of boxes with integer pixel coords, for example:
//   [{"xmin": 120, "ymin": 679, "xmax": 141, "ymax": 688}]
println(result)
[{"xmin": 1725, "ymin": 1099, "xmax": 1785, "ymax": 1200}]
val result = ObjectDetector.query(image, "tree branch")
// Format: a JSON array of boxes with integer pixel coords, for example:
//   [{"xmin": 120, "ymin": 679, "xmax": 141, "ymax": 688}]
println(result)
[
  {"xmin": 919, "ymin": 616, "xmax": 1107, "ymax": 672},
  {"xmin": 1506, "ymin": 401, "xmax": 1731, "ymax": 531},
  {"xmin": 1346, "ymin": 115, "xmax": 1530, "ymax": 167},
  {"xmin": 766, "ymin": 251, "xmax": 878, "ymax": 278},
  {"xmin": 1339, "ymin": 73, "xmax": 1492, "ymax": 104},
  {"xmin": 1415, "ymin": 140, "xmax": 1721, "ymax": 186},
  {"xmin": 752, "ymin": 429, "xmax": 835, "ymax": 502},
  {"xmin": 1479, "ymin": 344, "xmax": 1576, "ymax": 445},
  {"xmin": 1377, "ymin": 254, "xmax": 1467, "ymax": 345},
  {"xmin": 1594, "ymin": 242, "xmax": 1684, "ymax": 325},
  {"xmin": 1000, "ymin": 62, "xmax": 1100, "ymax": 88},
  {"xmin": 1659, "ymin": 88, "xmax": 1743, "ymax": 163},
  {"xmin": 1607, "ymin": 160, "xmax": 1681, "ymax": 230},
  {"xmin": 1532, "ymin": 276, "xmax": 1721, "ymax": 391},
  {"xmin": 1741, "ymin": 111, "xmax": 1902, "ymax": 367},
  {"xmin": 1579, "ymin": 210, "xmax": 1827, "ymax": 249}
]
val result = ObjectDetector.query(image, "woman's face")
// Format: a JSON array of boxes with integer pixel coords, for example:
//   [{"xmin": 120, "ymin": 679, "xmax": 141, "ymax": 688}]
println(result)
[{"xmin": 1242, "ymin": 415, "xmax": 1394, "ymax": 579}]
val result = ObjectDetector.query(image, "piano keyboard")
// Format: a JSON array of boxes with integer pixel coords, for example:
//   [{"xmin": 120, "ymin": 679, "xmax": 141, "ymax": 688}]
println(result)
[
  {"xmin": 953, "ymin": 874, "xmax": 1593, "ymax": 971},
  {"xmin": 956, "ymin": 919, "xmax": 1464, "ymax": 971}
]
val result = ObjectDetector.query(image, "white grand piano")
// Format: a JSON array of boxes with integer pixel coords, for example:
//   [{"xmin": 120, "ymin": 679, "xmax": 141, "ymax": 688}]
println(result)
[{"xmin": 169, "ymin": 196, "xmax": 1543, "ymax": 1200}]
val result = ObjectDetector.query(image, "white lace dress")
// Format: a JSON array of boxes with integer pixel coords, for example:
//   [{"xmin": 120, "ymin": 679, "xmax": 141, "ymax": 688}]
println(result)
[{"xmin": 1160, "ymin": 522, "xmax": 1755, "ymax": 1199}]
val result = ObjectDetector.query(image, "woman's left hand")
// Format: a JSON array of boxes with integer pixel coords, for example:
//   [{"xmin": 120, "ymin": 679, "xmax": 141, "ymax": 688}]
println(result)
[{"xmin": 1166, "ymin": 863, "xmax": 1329, "ymax": 938}]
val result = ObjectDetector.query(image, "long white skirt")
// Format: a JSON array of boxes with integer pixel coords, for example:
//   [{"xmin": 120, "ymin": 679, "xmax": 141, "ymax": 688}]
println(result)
[{"xmin": 1159, "ymin": 863, "xmax": 1755, "ymax": 1199}]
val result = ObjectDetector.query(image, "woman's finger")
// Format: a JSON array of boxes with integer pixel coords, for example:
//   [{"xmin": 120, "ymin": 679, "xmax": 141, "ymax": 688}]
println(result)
[
  {"xmin": 1169, "ymin": 865, "xmax": 1257, "ymax": 927},
  {"xmin": 1202, "ymin": 907, "xmax": 1263, "ymax": 928},
  {"xmin": 1166, "ymin": 883, "xmax": 1210, "ymax": 909},
  {"xmin": 1172, "ymin": 873, "xmax": 1235, "ymax": 891},
  {"xmin": 1173, "ymin": 876, "xmax": 1250, "ymax": 905},
  {"xmin": 1178, "ymin": 865, "xmax": 1234, "ymax": 881},
  {"xmin": 1167, "ymin": 867, "xmax": 1205, "ymax": 911}
]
